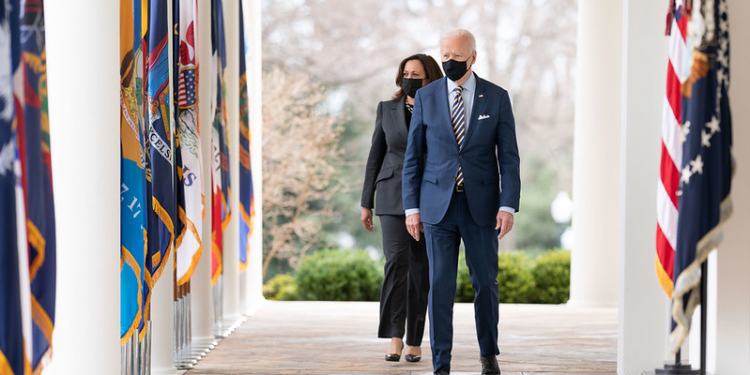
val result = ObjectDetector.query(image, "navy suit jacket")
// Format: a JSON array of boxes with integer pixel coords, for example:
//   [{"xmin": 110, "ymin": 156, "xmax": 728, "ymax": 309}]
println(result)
[{"xmin": 402, "ymin": 74, "xmax": 520, "ymax": 227}]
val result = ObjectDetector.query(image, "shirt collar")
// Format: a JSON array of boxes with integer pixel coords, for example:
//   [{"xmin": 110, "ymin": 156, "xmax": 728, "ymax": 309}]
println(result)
[{"xmin": 447, "ymin": 72, "xmax": 476, "ymax": 94}]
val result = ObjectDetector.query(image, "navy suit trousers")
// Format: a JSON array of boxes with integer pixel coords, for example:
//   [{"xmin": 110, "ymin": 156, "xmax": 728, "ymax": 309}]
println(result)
[{"xmin": 423, "ymin": 190, "xmax": 500, "ymax": 373}]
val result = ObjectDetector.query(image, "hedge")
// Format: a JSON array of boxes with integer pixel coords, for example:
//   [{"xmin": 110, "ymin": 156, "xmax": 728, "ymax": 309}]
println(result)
[
  {"xmin": 294, "ymin": 249, "xmax": 383, "ymax": 301},
  {"xmin": 264, "ymin": 248, "xmax": 570, "ymax": 304}
]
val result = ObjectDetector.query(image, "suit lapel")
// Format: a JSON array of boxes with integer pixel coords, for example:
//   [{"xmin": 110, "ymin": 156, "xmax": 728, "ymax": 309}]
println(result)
[
  {"xmin": 465, "ymin": 76, "xmax": 487, "ymax": 145},
  {"xmin": 390, "ymin": 97, "xmax": 408, "ymax": 140}
]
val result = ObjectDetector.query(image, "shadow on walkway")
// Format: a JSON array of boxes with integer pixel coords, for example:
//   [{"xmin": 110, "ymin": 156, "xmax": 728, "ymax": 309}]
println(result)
[{"xmin": 186, "ymin": 301, "xmax": 616, "ymax": 375}]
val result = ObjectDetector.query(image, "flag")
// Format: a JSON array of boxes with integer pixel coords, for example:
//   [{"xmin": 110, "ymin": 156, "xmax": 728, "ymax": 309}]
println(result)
[
  {"xmin": 238, "ymin": 2, "xmax": 254, "ymax": 273},
  {"xmin": 0, "ymin": 3, "xmax": 27, "ymax": 373},
  {"xmin": 210, "ymin": 0, "xmax": 229, "ymax": 287},
  {"xmin": 145, "ymin": 0, "xmax": 174, "ymax": 298},
  {"xmin": 656, "ymin": 1, "xmax": 689, "ymax": 298},
  {"xmin": 17, "ymin": 0, "xmax": 55, "ymax": 370},
  {"xmin": 669, "ymin": 0, "xmax": 734, "ymax": 354},
  {"xmin": 136, "ymin": 0, "xmax": 149, "ymax": 341},
  {"xmin": 174, "ymin": 0, "xmax": 203, "ymax": 286},
  {"xmin": 120, "ymin": 0, "xmax": 147, "ymax": 346}
]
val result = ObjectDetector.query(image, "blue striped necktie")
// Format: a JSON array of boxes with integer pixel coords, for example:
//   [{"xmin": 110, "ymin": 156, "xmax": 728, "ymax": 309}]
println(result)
[{"xmin": 451, "ymin": 86, "xmax": 466, "ymax": 186}]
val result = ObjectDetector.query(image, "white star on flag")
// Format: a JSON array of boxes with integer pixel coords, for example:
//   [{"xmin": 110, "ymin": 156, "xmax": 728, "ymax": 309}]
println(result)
[
  {"xmin": 681, "ymin": 164, "xmax": 693, "ymax": 184},
  {"xmin": 680, "ymin": 121, "xmax": 691, "ymax": 144},
  {"xmin": 706, "ymin": 115, "xmax": 720, "ymax": 135},
  {"xmin": 690, "ymin": 155, "xmax": 704, "ymax": 175}
]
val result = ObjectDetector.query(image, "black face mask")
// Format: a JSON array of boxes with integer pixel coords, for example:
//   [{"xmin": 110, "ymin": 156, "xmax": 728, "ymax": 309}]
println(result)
[
  {"xmin": 401, "ymin": 78, "xmax": 423, "ymax": 98},
  {"xmin": 442, "ymin": 58, "xmax": 470, "ymax": 82}
]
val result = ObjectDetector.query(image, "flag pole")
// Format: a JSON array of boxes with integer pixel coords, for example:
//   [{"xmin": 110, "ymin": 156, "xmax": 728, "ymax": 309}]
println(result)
[
  {"xmin": 653, "ymin": 260, "xmax": 708, "ymax": 375},
  {"xmin": 699, "ymin": 261, "xmax": 707, "ymax": 375}
]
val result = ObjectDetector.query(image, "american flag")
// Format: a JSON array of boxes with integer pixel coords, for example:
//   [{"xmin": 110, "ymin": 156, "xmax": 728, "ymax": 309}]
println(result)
[
  {"xmin": 655, "ymin": 1, "xmax": 689, "ymax": 299},
  {"xmin": 178, "ymin": 68, "xmax": 196, "ymax": 108},
  {"xmin": 667, "ymin": 0, "xmax": 734, "ymax": 354}
]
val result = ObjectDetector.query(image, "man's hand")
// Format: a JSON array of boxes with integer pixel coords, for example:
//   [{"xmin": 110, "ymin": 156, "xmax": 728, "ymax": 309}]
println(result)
[
  {"xmin": 495, "ymin": 211, "xmax": 514, "ymax": 240},
  {"xmin": 361, "ymin": 207, "xmax": 374, "ymax": 232},
  {"xmin": 405, "ymin": 213, "xmax": 423, "ymax": 241}
]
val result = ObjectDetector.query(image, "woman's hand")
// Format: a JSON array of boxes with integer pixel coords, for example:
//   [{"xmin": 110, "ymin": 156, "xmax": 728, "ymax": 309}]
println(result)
[{"xmin": 361, "ymin": 207, "xmax": 374, "ymax": 232}]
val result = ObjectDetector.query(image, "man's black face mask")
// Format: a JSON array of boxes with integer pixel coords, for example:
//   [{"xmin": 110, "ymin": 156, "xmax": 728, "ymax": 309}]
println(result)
[{"xmin": 442, "ymin": 58, "xmax": 470, "ymax": 82}]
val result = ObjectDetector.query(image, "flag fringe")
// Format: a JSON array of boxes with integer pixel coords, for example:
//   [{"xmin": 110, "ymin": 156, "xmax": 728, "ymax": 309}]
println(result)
[
  {"xmin": 669, "ymin": 195, "xmax": 733, "ymax": 354},
  {"xmin": 150, "ymin": 196, "xmax": 175, "ymax": 286},
  {"xmin": 30, "ymin": 347, "xmax": 51, "ymax": 375},
  {"xmin": 0, "ymin": 350, "xmax": 15, "ymax": 375},
  {"xmin": 26, "ymin": 221, "xmax": 45, "ymax": 281},
  {"xmin": 654, "ymin": 256, "xmax": 674, "ymax": 297},
  {"xmin": 29, "ymin": 295, "xmax": 53, "ymax": 375}
]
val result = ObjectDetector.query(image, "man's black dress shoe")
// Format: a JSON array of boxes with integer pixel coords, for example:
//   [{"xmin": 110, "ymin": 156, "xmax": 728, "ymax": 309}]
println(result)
[
  {"xmin": 404, "ymin": 354, "xmax": 421, "ymax": 362},
  {"xmin": 433, "ymin": 370, "xmax": 449, "ymax": 375},
  {"xmin": 480, "ymin": 355, "xmax": 501, "ymax": 375}
]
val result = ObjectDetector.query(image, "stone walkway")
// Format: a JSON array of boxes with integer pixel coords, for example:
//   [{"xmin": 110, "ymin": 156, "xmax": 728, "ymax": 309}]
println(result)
[{"xmin": 185, "ymin": 301, "xmax": 617, "ymax": 375}]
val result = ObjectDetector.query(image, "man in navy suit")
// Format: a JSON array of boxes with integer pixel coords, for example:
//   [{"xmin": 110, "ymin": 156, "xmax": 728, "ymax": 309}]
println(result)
[{"xmin": 402, "ymin": 29, "xmax": 520, "ymax": 375}]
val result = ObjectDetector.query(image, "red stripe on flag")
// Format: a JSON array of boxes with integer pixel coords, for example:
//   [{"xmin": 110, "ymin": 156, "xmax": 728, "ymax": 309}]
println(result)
[
  {"xmin": 666, "ymin": 61, "xmax": 682, "ymax": 123},
  {"xmin": 659, "ymin": 141, "xmax": 680, "ymax": 208},
  {"xmin": 656, "ymin": 224, "xmax": 674, "ymax": 280}
]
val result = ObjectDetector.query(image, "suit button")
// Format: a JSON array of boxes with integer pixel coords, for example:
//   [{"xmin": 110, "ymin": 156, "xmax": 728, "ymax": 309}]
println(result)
[{"xmin": 458, "ymin": 155, "xmax": 463, "ymax": 159}]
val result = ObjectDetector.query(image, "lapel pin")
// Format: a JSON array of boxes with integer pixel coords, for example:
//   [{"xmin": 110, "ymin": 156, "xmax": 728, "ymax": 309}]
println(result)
[{"xmin": 479, "ymin": 94, "xmax": 484, "ymax": 98}]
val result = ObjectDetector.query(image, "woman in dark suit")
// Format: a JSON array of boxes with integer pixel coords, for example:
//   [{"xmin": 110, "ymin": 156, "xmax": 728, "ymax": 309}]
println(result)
[{"xmin": 361, "ymin": 53, "xmax": 443, "ymax": 363}]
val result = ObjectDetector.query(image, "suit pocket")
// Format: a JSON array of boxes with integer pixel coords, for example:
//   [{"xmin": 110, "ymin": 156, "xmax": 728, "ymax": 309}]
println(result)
[
  {"xmin": 376, "ymin": 166, "xmax": 394, "ymax": 183},
  {"xmin": 423, "ymin": 171, "xmax": 437, "ymax": 184}
]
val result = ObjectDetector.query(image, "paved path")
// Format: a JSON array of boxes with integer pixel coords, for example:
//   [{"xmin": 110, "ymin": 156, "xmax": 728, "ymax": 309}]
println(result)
[{"xmin": 185, "ymin": 301, "xmax": 617, "ymax": 375}]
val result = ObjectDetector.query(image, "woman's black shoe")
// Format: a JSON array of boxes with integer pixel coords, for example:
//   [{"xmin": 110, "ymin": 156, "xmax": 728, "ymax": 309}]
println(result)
[
  {"xmin": 404, "ymin": 354, "xmax": 421, "ymax": 362},
  {"xmin": 385, "ymin": 342, "xmax": 404, "ymax": 362},
  {"xmin": 384, "ymin": 353, "xmax": 401, "ymax": 362}
]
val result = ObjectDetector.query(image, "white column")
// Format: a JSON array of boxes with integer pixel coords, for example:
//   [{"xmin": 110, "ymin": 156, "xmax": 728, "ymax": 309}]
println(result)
[
  {"xmin": 617, "ymin": 0, "xmax": 670, "ymax": 374},
  {"xmin": 150, "ymin": 256, "xmax": 176, "ymax": 375},
  {"xmin": 222, "ymin": 0, "xmax": 242, "ymax": 325},
  {"xmin": 569, "ymin": 0, "xmax": 622, "ymax": 307},
  {"xmin": 43, "ymin": 1, "xmax": 120, "ymax": 374},
  {"xmin": 191, "ymin": 0, "xmax": 215, "ymax": 345},
  {"xmin": 243, "ymin": 0, "xmax": 267, "ymax": 314},
  {"xmin": 714, "ymin": 1, "xmax": 750, "ymax": 373}
]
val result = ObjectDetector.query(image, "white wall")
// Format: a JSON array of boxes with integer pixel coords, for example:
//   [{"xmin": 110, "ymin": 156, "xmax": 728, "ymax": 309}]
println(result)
[{"xmin": 714, "ymin": 1, "xmax": 750, "ymax": 373}]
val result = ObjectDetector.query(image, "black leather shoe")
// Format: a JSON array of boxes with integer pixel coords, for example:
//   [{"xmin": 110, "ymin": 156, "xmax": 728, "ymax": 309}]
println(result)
[
  {"xmin": 404, "ymin": 354, "xmax": 421, "ymax": 362},
  {"xmin": 385, "ymin": 342, "xmax": 404, "ymax": 362},
  {"xmin": 480, "ymin": 355, "xmax": 501, "ymax": 375},
  {"xmin": 384, "ymin": 353, "xmax": 400, "ymax": 362},
  {"xmin": 434, "ymin": 370, "xmax": 449, "ymax": 375}
]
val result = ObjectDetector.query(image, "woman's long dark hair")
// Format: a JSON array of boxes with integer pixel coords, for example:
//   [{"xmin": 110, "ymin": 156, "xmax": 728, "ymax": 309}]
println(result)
[{"xmin": 392, "ymin": 54, "xmax": 444, "ymax": 101}]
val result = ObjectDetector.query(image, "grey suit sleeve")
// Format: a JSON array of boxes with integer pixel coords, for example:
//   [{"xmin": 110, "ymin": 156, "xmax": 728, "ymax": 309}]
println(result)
[{"xmin": 361, "ymin": 101, "xmax": 387, "ymax": 209}]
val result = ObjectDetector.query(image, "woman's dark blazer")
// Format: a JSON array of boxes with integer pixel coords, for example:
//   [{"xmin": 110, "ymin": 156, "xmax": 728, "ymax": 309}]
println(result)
[{"xmin": 361, "ymin": 97, "xmax": 410, "ymax": 216}]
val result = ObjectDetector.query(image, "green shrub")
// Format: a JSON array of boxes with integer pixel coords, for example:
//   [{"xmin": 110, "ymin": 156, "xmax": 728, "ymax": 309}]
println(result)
[
  {"xmin": 263, "ymin": 273, "xmax": 298, "ymax": 301},
  {"xmin": 295, "ymin": 249, "xmax": 383, "ymax": 301},
  {"xmin": 455, "ymin": 252, "xmax": 473, "ymax": 302},
  {"xmin": 532, "ymin": 249, "xmax": 570, "ymax": 304},
  {"xmin": 455, "ymin": 251, "xmax": 536, "ymax": 303},
  {"xmin": 497, "ymin": 251, "xmax": 536, "ymax": 303}
]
